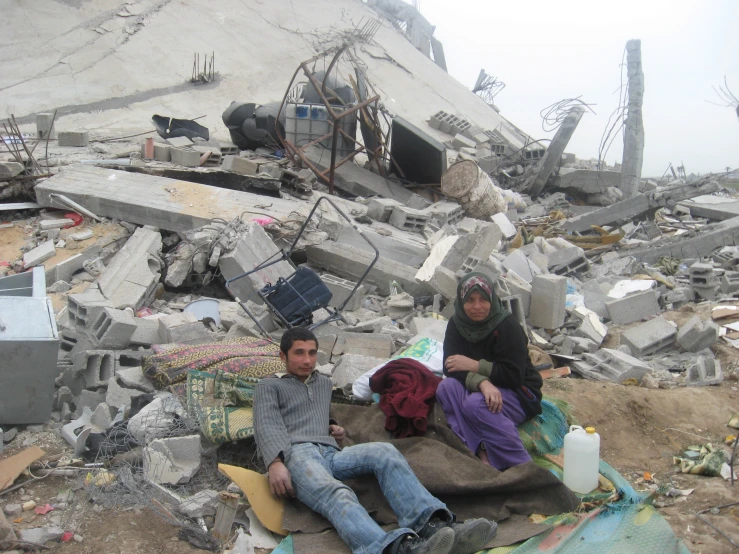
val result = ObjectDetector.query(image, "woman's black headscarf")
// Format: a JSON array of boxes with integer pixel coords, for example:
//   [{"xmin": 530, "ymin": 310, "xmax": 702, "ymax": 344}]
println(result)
[{"xmin": 451, "ymin": 272, "xmax": 510, "ymax": 344}]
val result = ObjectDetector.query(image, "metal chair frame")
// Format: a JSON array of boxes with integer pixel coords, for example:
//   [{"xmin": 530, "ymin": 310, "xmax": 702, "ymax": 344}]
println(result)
[{"xmin": 225, "ymin": 196, "xmax": 379, "ymax": 337}]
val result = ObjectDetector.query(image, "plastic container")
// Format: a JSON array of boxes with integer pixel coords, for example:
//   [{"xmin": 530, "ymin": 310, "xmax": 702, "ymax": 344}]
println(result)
[
  {"xmin": 184, "ymin": 298, "xmax": 221, "ymax": 326},
  {"xmin": 563, "ymin": 425, "xmax": 600, "ymax": 494}
]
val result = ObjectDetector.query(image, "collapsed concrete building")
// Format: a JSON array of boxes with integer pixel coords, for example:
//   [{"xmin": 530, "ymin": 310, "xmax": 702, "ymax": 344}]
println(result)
[{"xmin": 1, "ymin": 0, "xmax": 738, "ymax": 551}]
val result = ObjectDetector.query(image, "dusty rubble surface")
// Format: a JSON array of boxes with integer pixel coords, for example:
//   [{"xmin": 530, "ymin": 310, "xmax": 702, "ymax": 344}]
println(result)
[{"xmin": 2, "ymin": 0, "xmax": 739, "ymax": 553}]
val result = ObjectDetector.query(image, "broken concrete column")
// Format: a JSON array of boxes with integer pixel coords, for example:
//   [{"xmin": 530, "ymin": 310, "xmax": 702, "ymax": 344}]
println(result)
[
  {"xmin": 571, "ymin": 348, "xmax": 651, "ymax": 383},
  {"xmin": 620, "ymin": 39, "xmax": 645, "ymax": 198},
  {"xmin": 97, "ymin": 227, "xmax": 163, "ymax": 310},
  {"xmin": 528, "ymin": 106, "xmax": 585, "ymax": 197},
  {"xmin": 528, "ymin": 275, "xmax": 567, "ymax": 329},
  {"xmin": 219, "ymin": 222, "xmax": 293, "ymax": 304}
]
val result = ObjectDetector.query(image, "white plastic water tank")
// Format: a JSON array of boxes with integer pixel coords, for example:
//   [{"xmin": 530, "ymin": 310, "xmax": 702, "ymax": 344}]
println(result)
[{"xmin": 563, "ymin": 425, "xmax": 600, "ymax": 494}]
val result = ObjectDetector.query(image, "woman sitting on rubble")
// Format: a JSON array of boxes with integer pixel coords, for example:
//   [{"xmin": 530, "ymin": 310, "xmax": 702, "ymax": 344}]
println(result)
[{"xmin": 437, "ymin": 271, "xmax": 543, "ymax": 471}]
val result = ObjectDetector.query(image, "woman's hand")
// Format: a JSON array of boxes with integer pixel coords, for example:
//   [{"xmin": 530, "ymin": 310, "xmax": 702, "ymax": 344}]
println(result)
[
  {"xmin": 445, "ymin": 355, "xmax": 480, "ymax": 373},
  {"xmin": 479, "ymin": 380, "xmax": 503, "ymax": 413}
]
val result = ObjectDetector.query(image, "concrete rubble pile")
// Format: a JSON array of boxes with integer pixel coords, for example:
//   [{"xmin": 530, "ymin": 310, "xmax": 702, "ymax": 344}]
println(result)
[{"xmin": 1, "ymin": 7, "xmax": 738, "ymax": 548}]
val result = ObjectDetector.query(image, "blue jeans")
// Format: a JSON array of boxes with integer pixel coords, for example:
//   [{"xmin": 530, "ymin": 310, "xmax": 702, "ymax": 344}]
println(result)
[{"xmin": 285, "ymin": 442, "xmax": 450, "ymax": 554}]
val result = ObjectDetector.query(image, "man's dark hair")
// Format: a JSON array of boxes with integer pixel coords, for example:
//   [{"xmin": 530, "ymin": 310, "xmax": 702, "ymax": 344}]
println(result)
[{"xmin": 280, "ymin": 327, "xmax": 319, "ymax": 355}]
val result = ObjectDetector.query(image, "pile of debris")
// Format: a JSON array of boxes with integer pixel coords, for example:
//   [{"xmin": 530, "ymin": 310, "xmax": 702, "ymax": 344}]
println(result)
[{"xmin": 1, "ymin": 22, "xmax": 738, "ymax": 552}]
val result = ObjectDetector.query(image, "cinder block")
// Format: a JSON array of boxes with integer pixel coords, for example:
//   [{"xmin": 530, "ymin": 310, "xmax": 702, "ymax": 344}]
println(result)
[
  {"xmin": 23, "ymin": 240, "xmax": 56, "ymax": 268},
  {"xmin": 428, "ymin": 110, "xmax": 448, "ymax": 130},
  {"xmin": 500, "ymin": 294, "xmax": 525, "ymax": 327},
  {"xmin": 429, "ymin": 266, "xmax": 458, "ymax": 301},
  {"xmin": 452, "ymin": 134, "xmax": 476, "ymax": 150},
  {"xmin": 192, "ymin": 145, "xmax": 222, "ymax": 166},
  {"xmin": 686, "ymin": 356, "xmax": 722, "ymax": 386},
  {"xmin": 166, "ymin": 136, "xmax": 193, "ymax": 148},
  {"xmin": 321, "ymin": 274, "xmax": 365, "ymax": 311},
  {"xmin": 689, "ymin": 262, "xmax": 720, "ymax": 300},
  {"xmin": 129, "ymin": 317, "xmax": 161, "ymax": 346},
  {"xmin": 676, "ymin": 315, "xmax": 718, "ymax": 352},
  {"xmin": 90, "ymin": 308, "xmax": 136, "ymax": 349},
  {"xmin": 619, "ymin": 316, "xmax": 677, "ymax": 357},
  {"xmin": 332, "ymin": 333, "xmax": 394, "ymax": 360},
  {"xmin": 74, "ymin": 350, "xmax": 115, "ymax": 388},
  {"xmin": 605, "ymin": 290, "xmax": 660, "ymax": 325},
  {"xmin": 169, "ymin": 147, "xmax": 201, "ymax": 167},
  {"xmin": 575, "ymin": 348, "xmax": 651, "ymax": 383},
  {"xmin": 222, "ymin": 155, "xmax": 258, "ymax": 175},
  {"xmin": 388, "ymin": 206, "xmax": 429, "ymax": 232},
  {"xmin": 721, "ymin": 271, "xmax": 739, "ymax": 294},
  {"xmin": 68, "ymin": 286, "xmax": 110, "ymax": 328},
  {"xmin": 36, "ymin": 112, "xmax": 56, "ymax": 140},
  {"xmin": 425, "ymin": 201, "xmax": 464, "ymax": 227},
  {"xmin": 158, "ymin": 312, "xmax": 211, "ymax": 344},
  {"xmin": 528, "ymin": 275, "xmax": 567, "ymax": 329},
  {"xmin": 58, "ymin": 131, "xmax": 89, "ymax": 147},
  {"xmin": 219, "ymin": 142, "xmax": 239, "ymax": 155},
  {"xmin": 713, "ymin": 248, "xmax": 739, "ymax": 269},
  {"xmin": 97, "ymin": 227, "xmax": 162, "ymax": 311}
]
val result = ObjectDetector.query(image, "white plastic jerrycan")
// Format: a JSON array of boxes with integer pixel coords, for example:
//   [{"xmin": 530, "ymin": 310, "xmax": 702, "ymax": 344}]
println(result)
[{"xmin": 563, "ymin": 425, "xmax": 600, "ymax": 494}]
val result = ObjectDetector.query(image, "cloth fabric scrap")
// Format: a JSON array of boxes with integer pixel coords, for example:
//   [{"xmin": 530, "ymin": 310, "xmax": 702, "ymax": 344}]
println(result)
[
  {"xmin": 673, "ymin": 443, "xmax": 726, "ymax": 476},
  {"xmin": 369, "ymin": 359, "xmax": 442, "ymax": 438},
  {"xmin": 517, "ymin": 396, "xmax": 575, "ymax": 457},
  {"xmin": 143, "ymin": 337, "xmax": 282, "ymax": 389},
  {"xmin": 187, "ymin": 369, "xmax": 260, "ymax": 444}
]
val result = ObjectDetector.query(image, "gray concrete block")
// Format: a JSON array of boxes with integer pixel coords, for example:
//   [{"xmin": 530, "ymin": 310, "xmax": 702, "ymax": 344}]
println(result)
[
  {"xmin": 620, "ymin": 316, "xmax": 677, "ymax": 357},
  {"xmin": 106, "ymin": 377, "xmax": 142, "ymax": 410},
  {"xmin": 676, "ymin": 315, "xmax": 718, "ymax": 352},
  {"xmin": 98, "ymin": 227, "xmax": 162, "ymax": 311},
  {"xmin": 144, "ymin": 435, "xmax": 201, "ymax": 485},
  {"xmin": 500, "ymin": 294, "xmax": 526, "ymax": 327},
  {"xmin": 75, "ymin": 349, "xmax": 115, "ymax": 388},
  {"xmin": 36, "ymin": 112, "xmax": 56, "ymax": 140},
  {"xmin": 166, "ymin": 136, "xmax": 193, "ymax": 148},
  {"xmin": 502, "ymin": 249, "xmax": 539, "ymax": 283},
  {"xmin": 686, "ymin": 356, "xmax": 722, "ymax": 386},
  {"xmin": 74, "ymin": 389, "xmax": 106, "ymax": 417},
  {"xmin": 388, "ymin": 206, "xmax": 429, "ymax": 232},
  {"xmin": 321, "ymin": 274, "xmax": 365, "ymax": 311},
  {"xmin": 68, "ymin": 286, "xmax": 110, "ymax": 329},
  {"xmin": 178, "ymin": 489, "xmax": 219, "ymax": 518},
  {"xmin": 452, "ymin": 134, "xmax": 476, "ymax": 150},
  {"xmin": 0, "ymin": 161, "xmax": 23, "ymax": 179},
  {"xmin": 331, "ymin": 354, "xmax": 386, "ymax": 389},
  {"xmin": 605, "ymin": 290, "xmax": 660, "ymax": 325},
  {"xmin": 528, "ymin": 275, "xmax": 567, "ymax": 329},
  {"xmin": 429, "ymin": 266, "xmax": 458, "ymax": 301},
  {"xmin": 222, "ymin": 155, "xmax": 258, "ymax": 175},
  {"xmin": 306, "ymin": 242, "xmax": 430, "ymax": 297},
  {"xmin": 722, "ymin": 271, "xmax": 739, "ymax": 294},
  {"xmin": 116, "ymin": 366, "xmax": 155, "ymax": 392},
  {"xmin": 158, "ymin": 312, "xmax": 211, "ymax": 344},
  {"xmin": 90, "ymin": 308, "xmax": 136, "ymax": 349},
  {"xmin": 219, "ymin": 222, "xmax": 293, "ymax": 303},
  {"xmin": 129, "ymin": 317, "xmax": 160, "ymax": 345},
  {"xmin": 23, "ymin": 240, "xmax": 55, "ymax": 268},
  {"xmin": 332, "ymin": 333, "xmax": 394, "ymax": 360},
  {"xmin": 170, "ymin": 147, "xmax": 201, "ymax": 167},
  {"xmin": 58, "ymin": 131, "xmax": 89, "ymax": 147}
]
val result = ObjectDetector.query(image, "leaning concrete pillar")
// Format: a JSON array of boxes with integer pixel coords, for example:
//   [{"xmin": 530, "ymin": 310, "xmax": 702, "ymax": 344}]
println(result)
[
  {"xmin": 620, "ymin": 39, "xmax": 645, "ymax": 198},
  {"xmin": 528, "ymin": 106, "xmax": 585, "ymax": 197}
]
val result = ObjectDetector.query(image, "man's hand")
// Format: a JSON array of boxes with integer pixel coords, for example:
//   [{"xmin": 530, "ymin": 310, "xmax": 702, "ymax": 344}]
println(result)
[
  {"xmin": 329, "ymin": 424, "xmax": 345, "ymax": 445},
  {"xmin": 268, "ymin": 459, "xmax": 295, "ymax": 499},
  {"xmin": 479, "ymin": 380, "xmax": 503, "ymax": 413},
  {"xmin": 445, "ymin": 355, "xmax": 480, "ymax": 373}
]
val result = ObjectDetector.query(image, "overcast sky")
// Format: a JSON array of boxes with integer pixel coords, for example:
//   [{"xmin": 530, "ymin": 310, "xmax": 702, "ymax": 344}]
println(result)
[{"xmin": 418, "ymin": 0, "xmax": 739, "ymax": 177}]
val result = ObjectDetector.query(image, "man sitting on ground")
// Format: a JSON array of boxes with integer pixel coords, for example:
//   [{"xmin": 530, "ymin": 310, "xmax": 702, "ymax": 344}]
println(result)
[{"xmin": 254, "ymin": 327, "xmax": 497, "ymax": 554}]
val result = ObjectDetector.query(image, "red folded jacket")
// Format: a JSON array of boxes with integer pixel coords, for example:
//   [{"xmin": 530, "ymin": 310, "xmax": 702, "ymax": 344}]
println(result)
[{"xmin": 369, "ymin": 359, "xmax": 442, "ymax": 438}]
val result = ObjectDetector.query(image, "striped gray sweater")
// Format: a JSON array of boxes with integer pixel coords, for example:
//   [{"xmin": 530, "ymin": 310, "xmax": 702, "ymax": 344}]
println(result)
[{"xmin": 253, "ymin": 371, "xmax": 338, "ymax": 467}]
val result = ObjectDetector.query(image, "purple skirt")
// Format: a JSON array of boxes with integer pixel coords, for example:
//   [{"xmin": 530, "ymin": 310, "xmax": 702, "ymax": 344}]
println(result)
[{"xmin": 436, "ymin": 377, "xmax": 531, "ymax": 470}]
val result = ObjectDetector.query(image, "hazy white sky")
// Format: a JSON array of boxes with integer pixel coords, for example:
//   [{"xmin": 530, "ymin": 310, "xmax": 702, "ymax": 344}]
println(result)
[{"xmin": 419, "ymin": 0, "xmax": 739, "ymax": 177}]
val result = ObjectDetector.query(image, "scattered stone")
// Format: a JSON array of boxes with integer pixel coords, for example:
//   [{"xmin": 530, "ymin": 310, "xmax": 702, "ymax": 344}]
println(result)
[
  {"xmin": 676, "ymin": 316, "xmax": 718, "ymax": 353},
  {"xmin": 18, "ymin": 526, "xmax": 65, "ymax": 545},
  {"xmin": 3, "ymin": 504, "xmax": 22, "ymax": 516}
]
